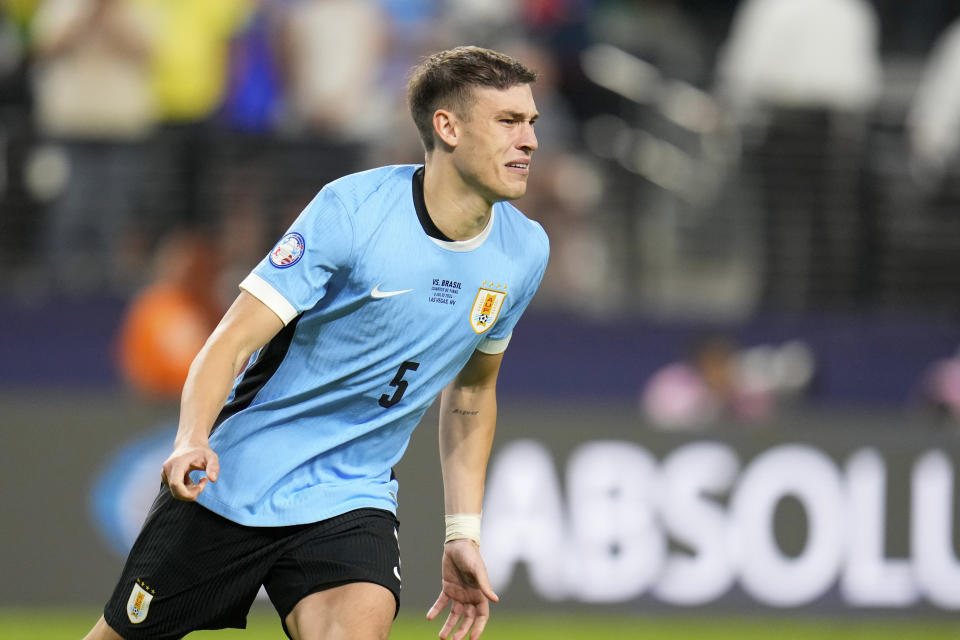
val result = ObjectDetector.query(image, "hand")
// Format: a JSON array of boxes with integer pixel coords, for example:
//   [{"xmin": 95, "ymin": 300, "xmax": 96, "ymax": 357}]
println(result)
[
  {"xmin": 160, "ymin": 442, "xmax": 219, "ymax": 501},
  {"xmin": 426, "ymin": 539, "xmax": 499, "ymax": 640}
]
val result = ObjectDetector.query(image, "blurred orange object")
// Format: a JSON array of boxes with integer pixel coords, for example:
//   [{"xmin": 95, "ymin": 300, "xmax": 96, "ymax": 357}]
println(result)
[{"xmin": 116, "ymin": 230, "xmax": 223, "ymax": 399}]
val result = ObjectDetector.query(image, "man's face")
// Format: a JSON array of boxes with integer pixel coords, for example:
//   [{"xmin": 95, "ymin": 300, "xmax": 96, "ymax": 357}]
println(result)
[{"xmin": 452, "ymin": 84, "xmax": 539, "ymax": 203}]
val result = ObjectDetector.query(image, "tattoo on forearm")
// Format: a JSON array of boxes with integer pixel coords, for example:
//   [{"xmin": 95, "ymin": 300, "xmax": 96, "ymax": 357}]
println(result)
[{"xmin": 451, "ymin": 408, "xmax": 480, "ymax": 416}]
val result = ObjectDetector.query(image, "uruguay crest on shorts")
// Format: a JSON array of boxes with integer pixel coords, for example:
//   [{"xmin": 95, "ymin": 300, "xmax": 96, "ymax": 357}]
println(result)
[
  {"xmin": 469, "ymin": 287, "xmax": 507, "ymax": 334},
  {"xmin": 126, "ymin": 580, "xmax": 154, "ymax": 624}
]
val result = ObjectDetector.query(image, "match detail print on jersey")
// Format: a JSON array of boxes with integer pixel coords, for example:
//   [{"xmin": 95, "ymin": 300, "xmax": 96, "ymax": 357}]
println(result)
[
  {"xmin": 469, "ymin": 286, "xmax": 507, "ymax": 334},
  {"xmin": 371, "ymin": 283, "xmax": 414, "ymax": 299}
]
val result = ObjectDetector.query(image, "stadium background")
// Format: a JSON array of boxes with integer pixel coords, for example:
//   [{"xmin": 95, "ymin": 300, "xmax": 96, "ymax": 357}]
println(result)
[{"xmin": 3, "ymin": 0, "xmax": 960, "ymax": 637}]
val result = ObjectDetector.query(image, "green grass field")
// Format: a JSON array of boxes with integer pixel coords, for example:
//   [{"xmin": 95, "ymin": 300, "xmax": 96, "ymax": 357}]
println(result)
[{"xmin": 2, "ymin": 608, "xmax": 957, "ymax": 640}]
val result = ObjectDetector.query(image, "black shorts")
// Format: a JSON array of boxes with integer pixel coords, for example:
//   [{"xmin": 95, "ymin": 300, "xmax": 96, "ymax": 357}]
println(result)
[{"xmin": 103, "ymin": 489, "xmax": 401, "ymax": 640}]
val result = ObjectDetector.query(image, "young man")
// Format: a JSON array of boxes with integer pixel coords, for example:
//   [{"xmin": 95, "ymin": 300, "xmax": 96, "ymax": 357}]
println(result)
[{"xmin": 83, "ymin": 46, "xmax": 548, "ymax": 640}]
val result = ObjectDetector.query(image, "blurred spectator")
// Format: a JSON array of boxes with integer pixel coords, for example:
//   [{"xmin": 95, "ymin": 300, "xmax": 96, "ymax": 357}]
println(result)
[
  {"xmin": 907, "ymin": 17, "xmax": 960, "ymax": 185},
  {"xmin": 218, "ymin": 0, "xmax": 287, "ymax": 134},
  {"xmin": 715, "ymin": 0, "xmax": 882, "ymax": 310},
  {"xmin": 917, "ymin": 353, "xmax": 960, "ymax": 425},
  {"xmin": 116, "ymin": 229, "xmax": 225, "ymax": 401},
  {"xmin": 142, "ymin": 0, "xmax": 252, "ymax": 231},
  {"xmin": 641, "ymin": 335, "xmax": 815, "ymax": 429},
  {"xmin": 145, "ymin": 0, "xmax": 250, "ymax": 126},
  {"xmin": 716, "ymin": 0, "xmax": 881, "ymax": 120},
  {"xmin": 900, "ymin": 17, "xmax": 960, "ymax": 306},
  {"xmin": 641, "ymin": 335, "xmax": 772, "ymax": 430},
  {"xmin": 31, "ymin": 0, "xmax": 157, "ymax": 292},
  {"xmin": 277, "ymin": 0, "xmax": 390, "ymax": 141}
]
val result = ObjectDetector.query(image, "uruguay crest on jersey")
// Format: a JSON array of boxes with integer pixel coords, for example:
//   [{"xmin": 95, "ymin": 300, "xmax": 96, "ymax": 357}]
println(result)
[{"xmin": 469, "ymin": 286, "xmax": 507, "ymax": 333}]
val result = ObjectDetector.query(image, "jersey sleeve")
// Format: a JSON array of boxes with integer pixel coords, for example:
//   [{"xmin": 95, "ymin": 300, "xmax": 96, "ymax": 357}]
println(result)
[
  {"xmin": 477, "ymin": 224, "xmax": 550, "ymax": 354},
  {"xmin": 240, "ymin": 187, "xmax": 355, "ymax": 324}
]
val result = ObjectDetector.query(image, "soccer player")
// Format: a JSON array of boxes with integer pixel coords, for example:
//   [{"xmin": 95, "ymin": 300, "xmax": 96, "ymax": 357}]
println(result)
[{"xmin": 83, "ymin": 45, "xmax": 548, "ymax": 640}]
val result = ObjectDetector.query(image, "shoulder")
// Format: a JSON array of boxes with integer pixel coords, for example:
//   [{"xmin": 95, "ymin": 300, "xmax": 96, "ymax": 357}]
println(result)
[
  {"xmin": 322, "ymin": 164, "xmax": 417, "ymax": 211},
  {"xmin": 495, "ymin": 201, "xmax": 550, "ymax": 261}
]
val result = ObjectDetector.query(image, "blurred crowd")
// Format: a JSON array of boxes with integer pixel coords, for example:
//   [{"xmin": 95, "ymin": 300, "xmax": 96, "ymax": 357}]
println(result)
[
  {"xmin": 0, "ymin": 0, "xmax": 615, "ymax": 303},
  {"xmin": 3, "ymin": 0, "xmax": 960, "ymax": 314},
  {"xmin": 5, "ymin": 1, "xmax": 960, "ymax": 418}
]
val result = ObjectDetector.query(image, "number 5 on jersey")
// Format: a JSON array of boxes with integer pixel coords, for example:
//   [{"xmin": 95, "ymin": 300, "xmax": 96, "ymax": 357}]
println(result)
[{"xmin": 379, "ymin": 361, "xmax": 419, "ymax": 408}]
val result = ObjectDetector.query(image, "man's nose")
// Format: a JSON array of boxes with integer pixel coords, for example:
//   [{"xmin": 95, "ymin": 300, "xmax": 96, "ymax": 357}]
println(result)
[{"xmin": 518, "ymin": 123, "xmax": 538, "ymax": 152}]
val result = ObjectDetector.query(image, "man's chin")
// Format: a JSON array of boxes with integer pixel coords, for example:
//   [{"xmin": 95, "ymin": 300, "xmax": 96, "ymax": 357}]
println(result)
[{"xmin": 498, "ymin": 184, "xmax": 528, "ymax": 202}]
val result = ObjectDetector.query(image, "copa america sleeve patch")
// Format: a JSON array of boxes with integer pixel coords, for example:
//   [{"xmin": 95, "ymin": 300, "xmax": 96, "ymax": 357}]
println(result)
[{"xmin": 269, "ymin": 232, "xmax": 305, "ymax": 268}]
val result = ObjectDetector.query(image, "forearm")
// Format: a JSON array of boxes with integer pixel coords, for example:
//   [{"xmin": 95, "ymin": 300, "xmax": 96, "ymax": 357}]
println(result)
[
  {"xmin": 438, "ymin": 385, "xmax": 498, "ymax": 514},
  {"xmin": 173, "ymin": 292, "xmax": 282, "ymax": 448},
  {"xmin": 174, "ymin": 334, "xmax": 250, "ymax": 447}
]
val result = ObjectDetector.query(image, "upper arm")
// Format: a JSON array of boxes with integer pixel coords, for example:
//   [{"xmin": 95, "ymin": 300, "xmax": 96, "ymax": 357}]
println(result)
[
  {"xmin": 448, "ymin": 349, "xmax": 505, "ymax": 393},
  {"xmin": 245, "ymin": 187, "xmax": 355, "ymax": 315},
  {"xmin": 206, "ymin": 290, "xmax": 286, "ymax": 373}
]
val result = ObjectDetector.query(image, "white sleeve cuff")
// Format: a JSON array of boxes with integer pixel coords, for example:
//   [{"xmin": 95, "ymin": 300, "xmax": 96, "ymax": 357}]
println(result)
[
  {"xmin": 239, "ymin": 272, "xmax": 299, "ymax": 325},
  {"xmin": 476, "ymin": 333, "xmax": 511, "ymax": 354}
]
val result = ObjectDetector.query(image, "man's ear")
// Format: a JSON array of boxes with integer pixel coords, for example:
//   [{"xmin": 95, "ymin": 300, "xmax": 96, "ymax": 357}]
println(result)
[{"xmin": 432, "ymin": 109, "xmax": 460, "ymax": 149}]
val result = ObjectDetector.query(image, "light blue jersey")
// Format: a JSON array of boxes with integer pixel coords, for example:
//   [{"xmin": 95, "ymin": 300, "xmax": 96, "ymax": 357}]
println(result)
[{"xmin": 196, "ymin": 165, "xmax": 549, "ymax": 526}]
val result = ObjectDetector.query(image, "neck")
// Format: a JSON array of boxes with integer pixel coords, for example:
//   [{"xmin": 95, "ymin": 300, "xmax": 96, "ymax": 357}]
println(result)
[{"xmin": 422, "ymin": 156, "xmax": 493, "ymax": 241}]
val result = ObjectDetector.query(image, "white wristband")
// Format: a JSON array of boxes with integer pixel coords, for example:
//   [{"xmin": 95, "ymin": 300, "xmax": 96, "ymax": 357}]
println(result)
[{"xmin": 445, "ymin": 513, "xmax": 482, "ymax": 545}]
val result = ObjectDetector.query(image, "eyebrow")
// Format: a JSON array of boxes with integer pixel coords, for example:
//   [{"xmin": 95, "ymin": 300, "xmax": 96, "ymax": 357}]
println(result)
[{"xmin": 497, "ymin": 111, "xmax": 540, "ymax": 122}]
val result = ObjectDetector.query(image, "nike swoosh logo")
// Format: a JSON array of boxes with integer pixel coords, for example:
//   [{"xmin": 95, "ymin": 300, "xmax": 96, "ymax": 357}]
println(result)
[
  {"xmin": 371, "ymin": 283, "xmax": 413, "ymax": 299},
  {"xmin": 394, "ymin": 566, "xmax": 402, "ymax": 581}
]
